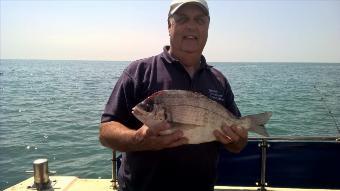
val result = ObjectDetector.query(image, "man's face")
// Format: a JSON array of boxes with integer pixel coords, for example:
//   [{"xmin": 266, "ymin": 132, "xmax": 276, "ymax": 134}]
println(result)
[{"xmin": 168, "ymin": 4, "xmax": 210, "ymax": 55}]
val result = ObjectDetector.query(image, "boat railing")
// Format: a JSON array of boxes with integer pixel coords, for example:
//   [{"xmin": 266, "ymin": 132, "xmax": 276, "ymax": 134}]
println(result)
[
  {"xmin": 248, "ymin": 136, "xmax": 340, "ymax": 142},
  {"xmin": 110, "ymin": 136, "xmax": 340, "ymax": 190}
]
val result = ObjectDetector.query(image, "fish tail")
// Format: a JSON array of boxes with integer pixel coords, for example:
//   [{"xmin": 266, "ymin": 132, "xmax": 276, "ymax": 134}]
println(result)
[{"xmin": 241, "ymin": 112, "xmax": 272, "ymax": 137}]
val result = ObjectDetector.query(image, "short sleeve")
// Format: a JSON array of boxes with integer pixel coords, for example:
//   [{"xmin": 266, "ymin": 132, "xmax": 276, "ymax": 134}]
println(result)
[
  {"xmin": 101, "ymin": 70, "xmax": 141, "ymax": 129},
  {"xmin": 223, "ymin": 78, "xmax": 242, "ymax": 118}
]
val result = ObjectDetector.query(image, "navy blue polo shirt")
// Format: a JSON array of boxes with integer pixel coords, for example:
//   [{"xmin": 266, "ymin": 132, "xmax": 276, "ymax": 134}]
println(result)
[{"xmin": 101, "ymin": 46, "xmax": 241, "ymax": 191}]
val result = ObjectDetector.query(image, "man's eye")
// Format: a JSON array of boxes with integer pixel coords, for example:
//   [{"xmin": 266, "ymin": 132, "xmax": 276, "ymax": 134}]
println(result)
[
  {"xmin": 175, "ymin": 16, "xmax": 188, "ymax": 24},
  {"xmin": 195, "ymin": 18, "xmax": 205, "ymax": 25}
]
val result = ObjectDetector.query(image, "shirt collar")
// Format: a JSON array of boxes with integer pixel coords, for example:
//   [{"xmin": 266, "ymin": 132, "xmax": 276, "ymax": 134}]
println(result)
[{"xmin": 161, "ymin": 46, "xmax": 212, "ymax": 70}]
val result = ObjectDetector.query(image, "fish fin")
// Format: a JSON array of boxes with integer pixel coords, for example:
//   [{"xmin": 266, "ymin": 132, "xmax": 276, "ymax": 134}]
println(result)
[{"xmin": 241, "ymin": 112, "xmax": 272, "ymax": 137}]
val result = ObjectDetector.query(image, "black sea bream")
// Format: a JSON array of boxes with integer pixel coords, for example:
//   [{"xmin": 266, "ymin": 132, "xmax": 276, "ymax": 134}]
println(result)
[{"xmin": 132, "ymin": 90, "xmax": 271, "ymax": 144}]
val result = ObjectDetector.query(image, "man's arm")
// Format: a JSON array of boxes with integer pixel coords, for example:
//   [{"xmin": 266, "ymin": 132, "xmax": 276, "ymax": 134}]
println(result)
[{"xmin": 99, "ymin": 121, "xmax": 188, "ymax": 152}]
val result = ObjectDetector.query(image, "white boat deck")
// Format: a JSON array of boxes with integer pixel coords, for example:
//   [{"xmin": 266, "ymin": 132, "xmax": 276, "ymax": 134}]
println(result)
[{"xmin": 5, "ymin": 176, "xmax": 340, "ymax": 191}]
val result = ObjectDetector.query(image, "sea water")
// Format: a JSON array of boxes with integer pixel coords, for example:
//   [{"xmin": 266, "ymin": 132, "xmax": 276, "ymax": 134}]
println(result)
[{"xmin": 0, "ymin": 59, "xmax": 339, "ymax": 189}]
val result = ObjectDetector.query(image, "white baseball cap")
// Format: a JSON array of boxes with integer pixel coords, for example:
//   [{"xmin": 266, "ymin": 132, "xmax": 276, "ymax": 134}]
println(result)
[{"xmin": 168, "ymin": 0, "xmax": 209, "ymax": 17}]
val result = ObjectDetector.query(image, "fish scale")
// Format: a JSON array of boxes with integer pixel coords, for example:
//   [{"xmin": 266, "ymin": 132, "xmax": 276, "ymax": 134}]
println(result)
[{"xmin": 154, "ymin": 91, "xmax": 235, "ymax": 125}]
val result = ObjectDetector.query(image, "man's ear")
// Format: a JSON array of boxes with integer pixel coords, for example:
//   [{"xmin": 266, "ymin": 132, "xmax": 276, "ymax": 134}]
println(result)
[{"xmin": 168, "ymin": 20, "xmax": 171, "ymax": 36}]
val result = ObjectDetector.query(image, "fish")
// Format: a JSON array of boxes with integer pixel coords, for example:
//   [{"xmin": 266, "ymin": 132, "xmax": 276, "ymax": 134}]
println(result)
[{"xmin": 132, "ymin": 90, "xmax": 272, "ymax": 144}]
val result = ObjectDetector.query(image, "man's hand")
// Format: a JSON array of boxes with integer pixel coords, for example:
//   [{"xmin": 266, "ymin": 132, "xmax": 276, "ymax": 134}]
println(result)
[
  {"xmin": 134, "ymin": 122, "xmax": 188, "ymax": 151},
  {"xmin": 213, "ymin": 124, "xmax": 248, "ymax": 153}
]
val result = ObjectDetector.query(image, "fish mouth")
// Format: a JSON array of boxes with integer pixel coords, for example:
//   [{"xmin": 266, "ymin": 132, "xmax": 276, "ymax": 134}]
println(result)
[{"xmin": 132, "ymin": 106, "xmax": 148, "ymax": 116}]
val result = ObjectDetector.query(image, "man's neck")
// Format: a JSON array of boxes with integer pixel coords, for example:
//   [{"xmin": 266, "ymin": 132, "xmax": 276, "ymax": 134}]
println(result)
[
  {"xmin": 180, "ymin": 56, "xmax": 201, "ymax": 78},
  {"xmin": 169, "ymin": 49, "xmax": 202, "ymax": 78}
]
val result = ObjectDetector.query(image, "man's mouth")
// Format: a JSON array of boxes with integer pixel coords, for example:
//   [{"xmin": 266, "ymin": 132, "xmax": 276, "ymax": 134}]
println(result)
[{"xmin": 184, "ymin": 35, "xmax": 198, "ymax": 40}]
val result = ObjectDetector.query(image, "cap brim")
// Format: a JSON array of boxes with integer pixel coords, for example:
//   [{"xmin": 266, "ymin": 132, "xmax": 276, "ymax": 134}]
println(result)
[{"xmin": 169, "ymin": 2, "xmax": 209, "ymax": 17}]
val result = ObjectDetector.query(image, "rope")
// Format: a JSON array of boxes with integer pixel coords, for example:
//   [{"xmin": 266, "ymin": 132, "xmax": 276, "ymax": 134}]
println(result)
[{"xmin": 313, "ymin": 84, "xmax": 340, "ymax": 135}]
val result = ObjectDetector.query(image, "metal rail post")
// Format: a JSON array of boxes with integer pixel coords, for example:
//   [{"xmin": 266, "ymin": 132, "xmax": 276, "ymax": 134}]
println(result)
[
  {"xmin": 112, "ymin": 150, "xmax": 118, "ymax": 190},
  {"xmin": 257, "ymin": 139, "xmax": 269, "ymax": 191}
]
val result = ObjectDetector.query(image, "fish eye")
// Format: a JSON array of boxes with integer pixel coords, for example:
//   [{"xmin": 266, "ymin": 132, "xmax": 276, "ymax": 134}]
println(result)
[{"xmin": 141, "ymin": 99, "xmax": 154, "ymax": 112}]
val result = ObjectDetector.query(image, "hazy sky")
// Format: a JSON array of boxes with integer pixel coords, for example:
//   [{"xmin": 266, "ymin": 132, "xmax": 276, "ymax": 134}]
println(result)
[{"xmin": 1, "ymin": 0, "xmax": 340, "ymax": 62}]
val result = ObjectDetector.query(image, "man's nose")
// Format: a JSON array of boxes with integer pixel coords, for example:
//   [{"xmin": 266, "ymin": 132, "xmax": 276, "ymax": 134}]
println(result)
[{"xmin": 185, "ymin": 19, "xmax": 198, "ymax": 30}]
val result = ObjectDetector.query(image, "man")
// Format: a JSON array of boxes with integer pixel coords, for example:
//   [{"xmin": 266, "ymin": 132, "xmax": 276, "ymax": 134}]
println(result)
[{"xmin": 99, "ymin": 0, "xmax": 248, "ymax": 190}]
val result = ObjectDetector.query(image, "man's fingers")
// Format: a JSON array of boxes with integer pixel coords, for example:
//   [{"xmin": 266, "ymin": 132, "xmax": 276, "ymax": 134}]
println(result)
[
  {"xmin": 221, "ymin": 125, "xmax": 239, "ymax": 143},
  {"xmin": 166, "ymin": 137, "xmax": 188, "ymax": 148},
  {"xmin": 146, "ymin": 129, "xmax": 186, "ymax": 150},
  {"xmin": 217, "ymin": 124, "xmax": 248, "ymax": 146},
  {"xmin": 164, "ymin": 130, "xmax": 188, "ymax": 148},
  {"xmin": 160, "ymin": 130, "xmax": 184, "ymax": 144},
  {"xmin": 230, "ymin": 125, "xmax": 248, "ymax": 139},
  {"xmin": 137, "ymin": 123, "xmax": 188, "ymax": 150},
  {"xmin": 213, "ymin": 130, "xmax": 232, "ymax": 145},
  {"xmin": 144, "ymin": 122, "xmax": 171, "ymax": 136},
  {"xmin": 151, "ymin": 122, "xmax": 171, "ymax": 133}
]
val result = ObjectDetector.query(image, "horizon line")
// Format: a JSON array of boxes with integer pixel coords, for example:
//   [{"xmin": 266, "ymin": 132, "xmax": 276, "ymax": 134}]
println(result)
[{"xmin": 1, "ymin": 58, "xmax": 340, "ymax": 64}]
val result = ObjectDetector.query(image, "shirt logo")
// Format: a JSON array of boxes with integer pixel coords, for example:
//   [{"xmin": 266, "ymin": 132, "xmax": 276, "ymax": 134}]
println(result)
[{"xmin": 208, "ymin": 89, "xmax": 224, "ymax": 102}]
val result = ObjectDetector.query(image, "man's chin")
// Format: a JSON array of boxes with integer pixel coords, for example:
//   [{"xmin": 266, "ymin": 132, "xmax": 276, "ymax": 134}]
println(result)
[{"xmin": 181, "ymin": 47, "xmax": 201, "ymax": 54}]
